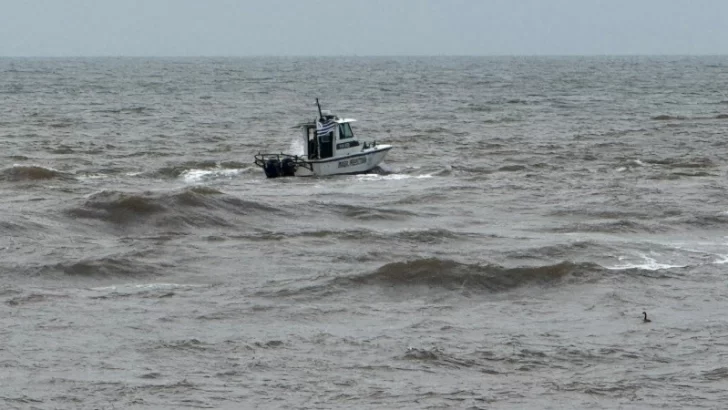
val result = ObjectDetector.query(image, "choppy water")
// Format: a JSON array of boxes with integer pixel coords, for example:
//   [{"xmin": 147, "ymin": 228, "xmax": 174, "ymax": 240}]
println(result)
[{"xmin": 1, "ymin": 56, "xmax": 728, "ymax": 409}]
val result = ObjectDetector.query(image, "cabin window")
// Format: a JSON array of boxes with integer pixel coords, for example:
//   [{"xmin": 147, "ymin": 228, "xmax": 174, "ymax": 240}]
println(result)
[{"xmin": 338, "ymin": 123, "xmax": 354, "ymax": 140}]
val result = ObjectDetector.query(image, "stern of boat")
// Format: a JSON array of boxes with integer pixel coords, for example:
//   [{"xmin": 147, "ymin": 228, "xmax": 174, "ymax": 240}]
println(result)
[{"xmin": 253, "ymin": 153, "xmax": 312, "ymax": 178}]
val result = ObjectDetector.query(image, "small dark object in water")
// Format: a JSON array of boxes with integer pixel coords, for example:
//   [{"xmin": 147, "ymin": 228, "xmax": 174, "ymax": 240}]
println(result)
[{"xmin": 642, "ymin": 311, "xmax": 651, "ymax": 323}]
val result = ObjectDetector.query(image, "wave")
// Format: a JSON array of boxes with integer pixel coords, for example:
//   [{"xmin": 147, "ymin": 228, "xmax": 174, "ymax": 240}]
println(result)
[
  {"xmin": 84, "ymin": 283, "xmax": 209, "ymax": 300},
  {"xmin": 5, "ymin": 292, "xmax": 69, "ymax": 306},
  {"xmin": 353, "ymin": 172, "xmax": 435, "ymax": 182},
  {"xmin": 257, "ymin": 259, "xmax": 601, "ymax": 299},
  {"xmin": 49, "ymin": 145, "xmax": 75, "ymax": 154},
  {"xmin": 463, "ymin": 104, "xmax": 495, "ymax": 112},
  {"xmin": 150, "ymin": 160, "xmax": 248, "ymax": 179},
  {"xmin": 422, "ymin": 127, "xmax": 449, "ymax": 134},
  {"xmin": 259, "ymin": 255, "xmax": 699, "ymax": 300},
  {"xmin": 547, "ymin": 209, "xmax": 728, "ymax": 233},
  {"xmin": 557, "ymin": 380, "xmax": 640, "ymax": 398},
  {"xmin": 388, "ymin": 192, "xmax": 453, "ymax": 205},
  {"xmin": 48, "ymin": 120, "xmax": 77, "ymax": 128},
  {"xmin": 605, "ymin": 259, "xmax": 687, "ymax": 272},
  {"xmin": 181, "ymin": 167, "xmax": 250, "ymax": 183},
  {"xmin": 450, "ymin": 165, "xmax": 495, "ymax": 175},
  {"xmin": 0, "ymin": 165, "xmax": 71, "ymax": 182},
  {"xmin": 401, "ymin": 347, "xmax": 493, "ymax": 370},
  {"xmin": 389, "ymin": 228, "xmax": 479, "ymax": 243},
  {"xmin": 0, "ymin": 285, "xmax": 22, "ymax": 298},
  {"xmin": 17, "ymin": 251, "xmax": 167, "ymax": 279},
  {"xmin": 506, "ymin": 241, "xmax": 609, "ymax": 260},
  {"xmin": 54, "ymin": 257, "xmax": 160, "ymax": 277},
  {"xmin": 702, "ymin": 367, "xmax": 728, "ymax": 381},
  {"xmin": 673, "ymin": 213, "xmax": 728, "ymax": 228},
  {"xmin": 666, "ymin": 171, "xmax": 716, "ymax": 178},
  {"xmin": 67, "ymin": 187, "xmax": 284, "ymax": 227},
  {"xmin": 548, "ymin": 208, "xmax": 664, "ymax": 220},
  {"xmin": 498, "ymin": 165, "xmax": 527, "ymax": 172},
  {"xmin": 237, "ymin": 228, "xmax": 490, "ymax": 244},
  {"xmin": 147, "ymin": 339, "xmax": 210, "ymax": 352},
  {"xmin": 338, "ymin": 258, "xmax": 599, "ymax": 292},
  {"xmin": 0, "ymin": 218, "xmax": 49, "ymax": 235},
  {"xmin": 644, "ymin": 156, "xmax": 715, "ymax": 169},
  {"xmin": 647, "ymin": 172, "xmax": 711, "ymax": 180},
  {"xmin": 378, "ymin": 164, "xmax": 448, "ymax": 177},
  {"xmin": 549, "ymin": 220, "xmax": 666, "ymax": 234},
  {"xmin": 93, "ymin": 106, "xmax": 152, "ymax": 115},
  {"xmin": 316, "ymin": 203, "xmax": 418, "ymax": 221},
  {"xmin": 651, "ymin": 115, "xmax": 686, "ymax": 121},
  {"xmin": 652, "ymin": 114, "xmax": 728, "ymax": 121},
  {"xmin": 397, "ymin": 344, "xmax": 643, "ymax": 375}
]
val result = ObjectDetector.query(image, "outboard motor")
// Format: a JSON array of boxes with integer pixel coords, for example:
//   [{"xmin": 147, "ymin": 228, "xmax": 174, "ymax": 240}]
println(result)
[
  {"xmin": 263, "ymin": 159, "xmax": 281, "ymax": 178},
  {"xmin": 281, "ymin": 158, "xmax": 296, "ymax": 177}
]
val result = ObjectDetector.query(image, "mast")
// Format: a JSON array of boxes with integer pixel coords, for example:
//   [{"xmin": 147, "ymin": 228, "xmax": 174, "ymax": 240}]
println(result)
[{"xmin": 315, "ymin": 98, "xmax": 323, "ymax": 121}]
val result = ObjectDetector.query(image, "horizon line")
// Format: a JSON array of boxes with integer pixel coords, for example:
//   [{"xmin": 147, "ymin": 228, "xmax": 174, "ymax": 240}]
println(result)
[{"xmin": 1, "ymin": 53, "xmax": 727, "ymax": 59}]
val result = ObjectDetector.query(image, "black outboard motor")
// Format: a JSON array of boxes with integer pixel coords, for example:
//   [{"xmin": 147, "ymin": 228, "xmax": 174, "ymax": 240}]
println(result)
[
  {"xmin": 281, "ymin": 158, "xmax": 296, "ymax": 177},
  {"xmin": 263, "ymin": 159, "xmax": 281, "ymax": 178}
]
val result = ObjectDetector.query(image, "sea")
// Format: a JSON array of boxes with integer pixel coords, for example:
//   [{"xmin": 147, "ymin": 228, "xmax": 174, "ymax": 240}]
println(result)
[{"xmin": 1, "ymin": 56, "xmax": 728, "ymax": 409}]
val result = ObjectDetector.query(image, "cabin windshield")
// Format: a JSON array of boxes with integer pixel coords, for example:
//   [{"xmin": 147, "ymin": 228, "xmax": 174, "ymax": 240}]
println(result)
[{"xmin": 339, "ymin": 123, "xmax": 354, "ymax": 140}]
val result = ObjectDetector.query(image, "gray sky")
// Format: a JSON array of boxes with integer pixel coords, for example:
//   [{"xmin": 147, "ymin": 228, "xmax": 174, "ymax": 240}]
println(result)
[{"xmin": 1, "ymin": 0, "xmax": 726, "ymax": 56}]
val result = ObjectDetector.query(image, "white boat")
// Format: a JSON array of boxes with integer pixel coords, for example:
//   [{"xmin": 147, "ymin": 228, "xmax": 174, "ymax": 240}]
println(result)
[{"xmin": 254, "ymin": 100, "xmax": 392, "ymax": 178}]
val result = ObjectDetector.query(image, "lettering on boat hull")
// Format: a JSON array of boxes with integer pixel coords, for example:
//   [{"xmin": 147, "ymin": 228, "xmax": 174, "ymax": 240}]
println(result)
[{"xmin": 338, "ymin": 157, "xmax": 368, "ymax": 168}]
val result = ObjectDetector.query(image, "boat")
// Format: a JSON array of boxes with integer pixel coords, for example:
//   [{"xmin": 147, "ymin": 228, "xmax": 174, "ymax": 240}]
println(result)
[{"xmin": 254, "ymin": 99, "xmax": 392, "ymax": 178}]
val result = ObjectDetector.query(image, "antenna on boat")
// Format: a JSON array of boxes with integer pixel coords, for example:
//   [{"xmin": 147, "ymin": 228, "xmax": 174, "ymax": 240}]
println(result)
[{"xmin": 315, "ymin": 98, "xmax": 323, "ymax": 121}]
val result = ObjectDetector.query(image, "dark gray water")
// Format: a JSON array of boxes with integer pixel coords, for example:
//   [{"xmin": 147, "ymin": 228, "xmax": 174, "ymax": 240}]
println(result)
[{"xmin": 1, "ymin": 56, "xmax": 728, "ymax": 409}]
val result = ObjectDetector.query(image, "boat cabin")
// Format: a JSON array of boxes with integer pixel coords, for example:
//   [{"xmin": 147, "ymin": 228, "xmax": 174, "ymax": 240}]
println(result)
[
  {"xmin": 299, "ymin": 111, "xmax": 363, "ymax": 161},
  {"xmin": 255, "ymin": 102, "xmax": 391, "ymax": 178}
]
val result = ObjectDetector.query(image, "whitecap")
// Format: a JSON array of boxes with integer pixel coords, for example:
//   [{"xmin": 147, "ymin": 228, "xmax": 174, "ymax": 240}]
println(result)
[
  {"xmin": 605, "ymin": 254, "xmax": 687, "ymax": 271},
  {"xmin": 288, "ymin": 137, "xmax": 305, "ymax": 156},
  {"xmin": 91, "ymin": 283, "xmax": 208, "ymax": 291},
  {"xmin": 355, "ymin": 173, "xmax": 434, "ymax": 181},
  {"xmin": 181, "ymin": 168, "xmax": 244, "ymax": 183},
  {"xmin": 713, "ymin": 255, "xmax": 728, "ymax": 265},
  {"xmin": 76, "ymin": 174, "xmax": 110, "ymax": 181},
  {"xmin": 87, "ymin": 283, "xmax": 211, "ymax": 297}
]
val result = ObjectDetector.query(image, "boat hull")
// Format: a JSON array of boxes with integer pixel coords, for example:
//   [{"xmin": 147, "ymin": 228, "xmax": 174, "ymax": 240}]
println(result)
[{"xmin": 296, "ymin": 145, "xmax": 392, "ymax": 176}]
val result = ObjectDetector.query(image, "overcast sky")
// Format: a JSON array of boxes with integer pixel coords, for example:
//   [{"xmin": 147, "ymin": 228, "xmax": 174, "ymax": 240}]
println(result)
[{"xmin": 0, "ymin": 0, "xmax": 726, "ymax": 56}]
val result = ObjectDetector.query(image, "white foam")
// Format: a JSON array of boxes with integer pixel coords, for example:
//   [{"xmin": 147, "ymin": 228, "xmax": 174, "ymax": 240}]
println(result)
[
  {"xmin": 76, "ymin": 174, "xmax": 109, "ymax": 181},
  {"xmin": 90, "ymin": 283, "xmax": 209, "ymax": 292},
  {"xmin": 181, "ymin": 168, "xmax": 244, "ymax": 183},
  {"xmin": 12, "ymin": 163, "xmax": 60, "ymax": 171},
  {"xmin": 79, "ymin": 172, "xmax": 141, "ymax": 181},
  {"xmin": 713, "ymin": 255, "xmax": 728, "ymax": 265},
  {"xmin": 376, "ymin": 163, "xmax": 395, "ymax": 174},
  {"xmin": 605, "ymin": 254, "xmax": 687, "ymax": 271},
  {"xmin": 355, "ymin": 173, "xmax": 434, "ymax": 181},
  {"xmin": 288, "ymin": 137, "xmax": 305, "ymax": 156}
]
